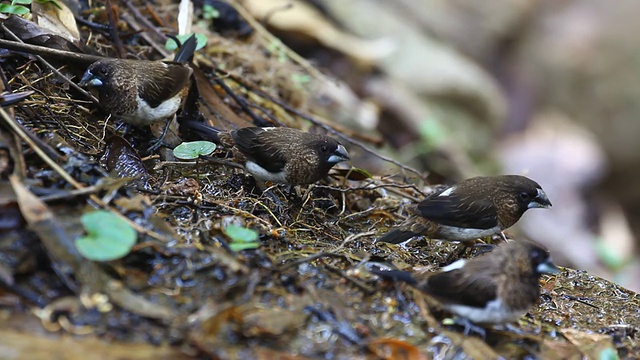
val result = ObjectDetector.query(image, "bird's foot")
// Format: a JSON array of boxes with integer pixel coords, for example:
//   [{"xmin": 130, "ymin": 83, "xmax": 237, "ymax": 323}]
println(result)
[
  {"xmin": 450, "ymin": 317, "xmax": 487, "ymax": 339},
  {"xmin": 147, "ymin": 120, "xmax": 172, "ymax": 152}
]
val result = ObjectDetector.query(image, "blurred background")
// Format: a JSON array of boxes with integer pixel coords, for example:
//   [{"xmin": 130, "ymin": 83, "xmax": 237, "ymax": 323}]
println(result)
[{"xmin": 235, "ymin": 0, "xmax": 640, "ymax": 291}]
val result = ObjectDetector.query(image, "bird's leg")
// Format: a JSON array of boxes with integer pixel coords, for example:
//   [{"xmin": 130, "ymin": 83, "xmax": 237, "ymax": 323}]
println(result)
[
  {"xmin": 147, "ymin": 118, "xmax": 172, "ymax": 152},
  {"xmin": 452, "ymin": 317, "xmax": 486, "ymax": 339},
  {"xmin": 260, "ymin": 184, "xmax": 286, "ymax": 209}
]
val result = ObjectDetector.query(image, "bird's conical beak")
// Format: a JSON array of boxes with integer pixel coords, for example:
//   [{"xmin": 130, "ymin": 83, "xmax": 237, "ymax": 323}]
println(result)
[
  {"xmin": 328, "ymin": 144, "xmax": 349, "ymax": 165},
  {"xmin": 79, "ymin": 71, "xmax": 102, "ymax": 87},
  {"xmin": 529, "ymin": 188, "xmax": 552, "ymax": 209},
  {"xmin": 537, "ymin": 258, "xmax": 560, "ymax": 275}
]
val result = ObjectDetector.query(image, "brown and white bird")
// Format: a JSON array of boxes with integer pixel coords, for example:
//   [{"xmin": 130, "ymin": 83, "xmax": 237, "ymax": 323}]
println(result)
[
  {"xmin": 181, "ymin": 121, "xmax": 350, "ymax": 185},
  {"xmin": 377, "ymin": 175, "xmax": 552, "ymax": 244},
  {"xmin": 369, "ymin": 240, "xmax": 559, "ymax": 334},
  {"xmin": 79, "ymin": 36, "xmax": 196, "ymax": 126}
]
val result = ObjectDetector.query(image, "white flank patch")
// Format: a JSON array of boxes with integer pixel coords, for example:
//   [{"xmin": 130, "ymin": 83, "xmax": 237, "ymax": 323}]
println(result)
[
  {"xmin": 245, "ymin": 161, "xmax": 287, "ymax": 183},
  {"xmin": 446, "ymin": 299, "xmax": 525, "ymax": 324},
  {"xmin": 438, "ymin": 186, "xmax": 456, "ymax": 197},
  {"xmin": 438, "ymin": 224, "xmax": 502, "ymax": 241},
  {"xmin": 126, "ymin": 95, "xmax": 181, "ymax": 125},
  {"xmin": 441, "ymin": 259, "xmax": 467, "ymax": 272}
]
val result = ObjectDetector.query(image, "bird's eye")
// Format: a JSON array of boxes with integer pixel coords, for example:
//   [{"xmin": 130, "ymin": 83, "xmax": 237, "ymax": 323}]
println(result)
[
  {"xmin": 320, "ymin": 145, "xmax": 328, "ymax": 152},
  {"xmin": 98, "ymin": 67, "xmax": 109, "ymax": 77},
  {"xmin": 530, "ymin": 248, "xmax": 545, "ymax": 263},
  {"xmin": 519, "ymin": 192, "xmax": 531, "ymax": 202}
]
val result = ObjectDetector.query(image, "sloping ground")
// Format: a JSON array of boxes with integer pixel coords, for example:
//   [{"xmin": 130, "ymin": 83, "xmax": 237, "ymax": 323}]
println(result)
[{"xmin": 0, "ymin": 1, "xmax": 638, "ymax": 359}]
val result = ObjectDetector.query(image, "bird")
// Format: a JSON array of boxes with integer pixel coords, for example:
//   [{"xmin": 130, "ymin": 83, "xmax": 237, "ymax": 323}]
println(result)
[
  {"xmin": 180, "ymin": 120, "xmax": 350, "ymax": 185},
  {"xmin": 369, "ymin": 240, "xmax": 560, "ymax": 335},
  {"xmin": 79, "ymin": 35, "xmax": 197, "ymax": 126},
  {"xmin": 376, "ymin": 175, "xmax": 552, "ymax": 244}
]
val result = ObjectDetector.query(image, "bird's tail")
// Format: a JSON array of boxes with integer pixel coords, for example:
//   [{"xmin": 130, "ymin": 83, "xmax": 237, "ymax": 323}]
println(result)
[
  {"xmin": 376, "ymin": 229, "xmax": 418, "ymax": 244},
  {"xmin": 367, "ymin": 264, "xmax": 418, "ymax": 286},
  {"xmin": 180, "ymin": 119, "xmax": 221, "ymax": 143},
  {"xmin": 173, "ymin": 34, "xmax": 198, "ymax": 63}
]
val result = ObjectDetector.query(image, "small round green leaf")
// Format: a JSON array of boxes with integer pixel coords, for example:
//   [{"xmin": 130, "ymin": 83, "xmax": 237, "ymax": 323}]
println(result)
[
  {"xmin": 228, "ymin": 242, "xmax": 259, "ymax": 252},
  {"xmin": 76, "ymin": 210, "xmax": 137, "ymax": 261},
  {"xmin": 599, "ymin": 348, "xmax": 619, "ymax": 360},
  {"xmin": 224, "ymin": 225, "xmax": 259, "ymax": 243},
  {"xmin": 173, "ymin": 141, "xmax": 217, "ymax": 160},
  {"xmin": 0, "ymin": 4, "xmax": 30, "ymax": 15}
]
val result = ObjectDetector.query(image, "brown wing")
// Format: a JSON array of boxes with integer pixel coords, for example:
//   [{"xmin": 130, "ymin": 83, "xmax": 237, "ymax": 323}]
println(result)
[
  {"xmin": 231, "ymin": 127, "xmax": 289, "ymax": 173},
  {"xmin": 416, "ymin": 187, "xmax": 498, "ymax": 229},
  {"xmin": 422, "ymin": 265, "xmax": 499, "ymax": 308},
  {"xmin": 137, "ymin": 62, "xmax": 192, "ymax": 108}
]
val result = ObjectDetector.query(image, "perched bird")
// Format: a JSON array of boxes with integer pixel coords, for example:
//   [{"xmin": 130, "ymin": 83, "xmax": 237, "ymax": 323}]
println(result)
[
  {"xmin": 369, "ymin": 240, "xmax": 560, "ymax": 334},
  {"xmin": 377, "ymin": 175, "xmax": 552, "ymax": 244},
  {"xmin": 79, "ymin": 35, "xmax": 197, "ymax": 126},
  {"xmin": 181, "ymin": 121, "xmax": 350, "ymax": 185}
]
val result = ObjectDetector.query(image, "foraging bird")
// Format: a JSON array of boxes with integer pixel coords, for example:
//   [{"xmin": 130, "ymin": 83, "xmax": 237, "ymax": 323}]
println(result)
[
  {"xmin": 79, "ymin": 35, "xmax": 197, "ymax": 126},
  {"xmin": 377, "ymin": 175, "xmax": 552, "ymax": 244},
  {"xmin": 181, "ymin": 121, "xmax": 350, "ymax": 185},
  {"xmin": 369, "ymin": 240, "xmax": 559, "ymax": 332}
]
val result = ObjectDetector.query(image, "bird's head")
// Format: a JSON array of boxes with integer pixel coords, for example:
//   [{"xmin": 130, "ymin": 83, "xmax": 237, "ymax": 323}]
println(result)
[
  {"xmin": 514, "ymin": 241, "xmax": 560, "ymax": 277},
  {"xmin": 500, "ymin": 175, "xmax": 552, "ymax": 210},
  {"xmin": 79, "ymin": 61, "xmax": 116, "ymax": 88},
  {"xmin": 316, "ymin": 138, "xmax": 350, "ymax": 167}
]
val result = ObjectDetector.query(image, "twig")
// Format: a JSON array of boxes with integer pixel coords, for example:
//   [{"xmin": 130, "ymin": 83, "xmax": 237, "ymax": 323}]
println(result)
[
  {"xmin": 0, "ymin": 27, "xmax": 101, "ymax": 106},
  {"xmin": 0, "ymin": 107, "xmax": 170, "ymax": 242}
]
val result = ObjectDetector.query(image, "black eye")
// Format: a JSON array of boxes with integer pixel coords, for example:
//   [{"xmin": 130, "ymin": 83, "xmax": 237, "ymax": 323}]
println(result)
[
  {"xmin": 530, "ymin": 248, "xmax": 545, "ymax": 263},
  {"xmin": 98, "ymin": 67, "xmax": 109, "ymax": 77},
  {"xmin": 519, "ymin": 192, "xmax": 531, "ymax": 202},
  {"xmin": 320, "ymin": 145, "xmax": 328, "ymax": 152}
]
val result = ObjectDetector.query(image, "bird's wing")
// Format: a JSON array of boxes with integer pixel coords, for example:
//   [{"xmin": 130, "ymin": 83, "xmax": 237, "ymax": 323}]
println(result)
[
  {"xmin": 231, "ymin": 127, "xmax": 288, "ymax": 173},
  {"xmin": 423, "ymin": 268, "xmax": 498, "ymax": 308},
  {"xmin": 416, "ymin": 189, "xmax": 498, "ymax": 229},
  {"xmin": 138, "ymin": 63, "xmax": 192, "ymax": 108}
]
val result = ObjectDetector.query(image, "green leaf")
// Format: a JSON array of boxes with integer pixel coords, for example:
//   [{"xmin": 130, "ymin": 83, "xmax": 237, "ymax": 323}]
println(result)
[
  {"xmin": 173, "ymin": 141, "xmax": 217, "ymax": 160},
  {"xmin": 595, "ymin": 238, "xmax": 626, "ymax": 270},
  {"xmin": 33, "ymin": 0, "xmax": 62, "ymax": 9},
  {"xmin": 0, "ymin": 4, "xmax": 30, "ymax": 15},
  {"xmin": 202, "ymin": 4, "xmax": 220, "ymax": 20},
  {"xmin": 599, "ymin": 348, "xmax": 620, "ymax": 360},
  {"xmin": 228, "ymin": 241, "xmax": 259, "ymax": 252},
  {"xmin": 75, "ymin": 210, "xmax": 137, "ymax": 261},
  {"xmin": 165, "ymin": 33, "xmax": 207, "ymax": 52},
  {"xmin": 12, "ymin": 0, "xmax": 32, "ymax": 5},
  {"xmin": 224, "ymin": 225, "xmax": 259, "ymax": 243}
]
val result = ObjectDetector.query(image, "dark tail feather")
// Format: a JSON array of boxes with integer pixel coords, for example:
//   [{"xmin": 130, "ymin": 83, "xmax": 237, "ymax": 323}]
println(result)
[
  {"xmin": 180, "ymin": 119, "xmax": 221, "ymax": 143},
  {"xmin": 376, "ymin": 229, "xmax": 418, "ymax": 244},
  {"xmin": 0, "ymin": 90, "xmax": 34, "ymax": 107},
  {"xmin": 367, "ymin": 265, "xmax": 418, "ymax": 286},
  {"xmin": 173, "ymin": 34, "xmax": 198, "ymax": 63}
]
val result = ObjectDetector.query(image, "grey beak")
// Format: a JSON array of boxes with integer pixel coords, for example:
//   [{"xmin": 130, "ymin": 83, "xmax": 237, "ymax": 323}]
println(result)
[
  {"xmin": 328, "ymin": 144, "xmax": 350, "ymax": 165},
  {"xmin": 529, "ymin": 188, "xmax": 552, "ymax": 209},
  {"xmin": 537, "ymin": 258, "xmax": 560, "ymax": 275},
  {"xmin": 79, "ymin": 71, "xmax": 102, "ymax": 87}
]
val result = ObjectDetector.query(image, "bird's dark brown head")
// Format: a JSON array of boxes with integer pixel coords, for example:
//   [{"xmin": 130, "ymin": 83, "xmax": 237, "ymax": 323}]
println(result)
[
  {"xmin": 313, "ymin": 136, "xmax": 350, "ymax": 168},
  {"xmin": 497, "ymin": 175, "xmax": 551, "ymax": 209},
  {"xmin": 506, "ymin": 240, "xmax": 560, "ymax": 278},
  {"xmin": 489, "ymin": 175, "xmax": 551, "ymax": 227},
  {"xmin": 79, "ymin": 60, "xmax": 118, "ymax": 89}
]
